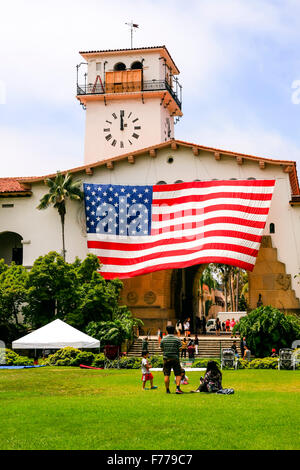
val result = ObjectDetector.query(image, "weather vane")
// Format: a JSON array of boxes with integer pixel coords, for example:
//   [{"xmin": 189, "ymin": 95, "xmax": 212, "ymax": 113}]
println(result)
[{"xmin": 125, "ymin": 21, "xmax": 139, "ymax": 48}]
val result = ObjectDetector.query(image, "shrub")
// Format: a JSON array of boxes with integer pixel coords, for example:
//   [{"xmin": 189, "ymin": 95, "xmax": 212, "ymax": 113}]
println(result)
[
  {"xmin": 249, "ymin": 358, "xmax": 279, "ymax": 369},
  {"xmin": 233, "ymin": 305, "xmax": 300, "ymax": 357},
  {"xmin": 0, "ymin": 348, "xmax": 33, "ymax": 366},
  {"xmin": 92, "ymin": 353, "xmax": 105, "ymax": 368},
  {"xmin": 192, "ymin": 359, "xmax": 221, "ymax": 369},
  {"xmin": 76, "ymin": 351, "xmax": 95, "ymax": 366},
  {"xmin": 44, "ymin": 347, "xmax": 81, "ymax": 366}
]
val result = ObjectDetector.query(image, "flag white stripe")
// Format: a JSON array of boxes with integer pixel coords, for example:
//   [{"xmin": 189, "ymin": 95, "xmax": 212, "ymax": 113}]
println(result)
[
  {"xmin": 151, "ymin": 211, "xmax": 268, "ymax": 230},
  {"xmin": 153, "ymin": 186, "xmax": 274, "ymax": 199}
]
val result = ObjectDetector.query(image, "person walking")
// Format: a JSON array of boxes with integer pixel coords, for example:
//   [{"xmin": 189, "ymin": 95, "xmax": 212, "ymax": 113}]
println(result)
[
  {"xmin": 180, "ymin": 338, "xmax": 188, "ymax": 358},
  {"xmin": 160, "ymin": 325, "xmax": 184, "ymax": 394},
  {"xmin": 194, "ymin": 334, "xmax": 199, "ymax": 356},
  {"xmin": 175, "ymin": 320, "xmax": 182, "ymax": 337},
  {"xmin": 215, "ymin": 318, "xmax": 221, "ymax": 336},
  {"xmin": 183, "ymin": 318, "xmax": 190, "ymax": 337}
]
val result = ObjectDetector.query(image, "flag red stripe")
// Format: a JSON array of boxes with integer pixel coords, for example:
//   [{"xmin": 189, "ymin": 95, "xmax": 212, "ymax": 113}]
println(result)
[
  {"xmin": 101, "ymin": 256, "xmax": 255, "ymax": 279},
  {"xmin": 95, "ymin": 243, "xmax": 258, "ymax": 267},
  {"xmin": 152, "ymin": 192, "xmax": 273, "ymax": 206}
]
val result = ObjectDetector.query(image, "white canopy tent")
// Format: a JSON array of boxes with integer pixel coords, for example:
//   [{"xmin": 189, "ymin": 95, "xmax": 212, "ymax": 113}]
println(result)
[{"xmin": 12, "ymin": 319, "xmax": 100, "ymax": 350}]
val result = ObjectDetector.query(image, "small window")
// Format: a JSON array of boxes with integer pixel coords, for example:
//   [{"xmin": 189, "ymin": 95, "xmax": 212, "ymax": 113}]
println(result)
[
  {"xmin": 175, "ymin": 180, "xmax": 184, "ymax": 184},
  {"xmin": 96, "ymin": 62, "xmax": 101, "ymax": 72},
  {"xmin": 270, "ymin": 223, "xmax": 275, "ymax": 234},
  {"xmin": 2, "ymin": 204, "xmax": 14, "ymax": 208},
  {"xmin": 167, "ymin": 157, "xmax": 174, "ymax": 164},
  {"xmin": 157, "ymin": 181, "xmax": 167, "ymax": 185},
  {"xmin": 114, "ymin": 62, "xmax": 126, "ymax": 71},
  {"xmin": 131, "ymin": 61, "xmax": 143, "ymax": 70},
  {"xmin": 247, "ymin": 177, "xmax": 256, "ymax": 180}
]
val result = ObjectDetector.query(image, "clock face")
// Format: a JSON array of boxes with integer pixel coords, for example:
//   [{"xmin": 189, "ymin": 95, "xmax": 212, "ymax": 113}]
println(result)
[{"xmin": 102, "ymin": 110, "xmax": 142, "ymax": 149}]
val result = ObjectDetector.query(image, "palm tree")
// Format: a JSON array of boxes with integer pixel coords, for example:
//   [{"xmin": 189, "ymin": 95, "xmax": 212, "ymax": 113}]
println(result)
[
  {"xmin": 199, "ymin": 265, "xmax": 217, "ymax": 317},
  {"xmin": 37, "ymin": 172, "xmax": 83, "ymax": 260}
]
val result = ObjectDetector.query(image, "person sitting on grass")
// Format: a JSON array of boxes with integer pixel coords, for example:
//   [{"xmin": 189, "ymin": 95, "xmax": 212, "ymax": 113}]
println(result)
[
  {"xmin": 191, "ymin": 361, "xmax": 223, "ymax": 393},
  {"xmin": 141, "ymin": 352, "xmax": 157, "ymax": 390}
]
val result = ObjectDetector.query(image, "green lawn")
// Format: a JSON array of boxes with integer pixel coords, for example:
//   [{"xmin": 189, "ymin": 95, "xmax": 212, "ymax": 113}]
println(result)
[{"xmin": 0, "ymin": 367, "xmax": 299, "ymax": 450}]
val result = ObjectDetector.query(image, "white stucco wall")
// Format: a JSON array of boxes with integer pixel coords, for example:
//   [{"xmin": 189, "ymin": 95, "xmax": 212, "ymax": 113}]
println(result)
[
  {"xmin": 1, "ymin": 145, "xmax": 300, "ymax": 300},
  {"xmin": 84, "ymin": 98, "xmax": 166, "ymax": 164}
]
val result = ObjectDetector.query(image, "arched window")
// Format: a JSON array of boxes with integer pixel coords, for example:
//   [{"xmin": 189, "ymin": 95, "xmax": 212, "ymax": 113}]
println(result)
[
  {"xmin": 131, "ymin": 61, "xmax": 143, "ymax": 70},
  {"xmin": 175, "ymin": 180, "xmax": 184, "ymax": 184},
  {"xmin": 270, "ymin": 223, "xmax": 275, "ymax": 234},
  {"xmin": 247, "ymin": 177, "xmax": 256, "ymax": 180},
  {"xmin": 114, "ymin": 62, "xmax": 126, "ymax": 71},
  {"xmin": 0, "ymin": 231, "xmax": 23, "ymax": 265},
  {"xmin": 157, "ymin": 181, "xmax": 167, "ymax": 185}
]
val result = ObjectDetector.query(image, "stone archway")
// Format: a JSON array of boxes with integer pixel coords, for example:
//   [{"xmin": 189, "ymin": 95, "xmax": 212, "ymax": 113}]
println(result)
[{"xmin": 0, "ymin": 231, "xmax": 23, "ymax": 265}]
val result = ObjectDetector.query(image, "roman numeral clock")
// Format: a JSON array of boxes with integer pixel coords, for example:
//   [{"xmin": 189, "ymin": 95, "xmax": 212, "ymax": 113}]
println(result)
[
  {"xmin": 103, "ymin": 110, "xmax": 141, "ymax": 149},
  {"xmin": 76, "ymin": 46, "xmax": 182, "ymax": 165}
]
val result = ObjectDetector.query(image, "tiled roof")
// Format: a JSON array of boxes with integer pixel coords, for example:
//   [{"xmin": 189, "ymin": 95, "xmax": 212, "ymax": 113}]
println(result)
[
  {"xmin": 79, "ymin": 45, "xmax": 180, "ymax": 74},
  {"xmin": 0, "ymin": 178, "xmax": 30, "ymax": 193},
  {"xmin": 3, "ymin": 139, "xmax": 300, "ymax": 198}
]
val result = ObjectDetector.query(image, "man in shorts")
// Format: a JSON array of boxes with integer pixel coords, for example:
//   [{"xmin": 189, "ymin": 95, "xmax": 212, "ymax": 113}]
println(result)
[{"xmin": 160, "ymin": 325, "xmax": 184, "ymax": 394}]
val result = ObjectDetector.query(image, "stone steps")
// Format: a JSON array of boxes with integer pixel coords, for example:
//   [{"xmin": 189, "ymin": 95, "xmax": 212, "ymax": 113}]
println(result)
[{"xmin": 127, "ymin": 336, "xmax": 242, "ymax": 358}]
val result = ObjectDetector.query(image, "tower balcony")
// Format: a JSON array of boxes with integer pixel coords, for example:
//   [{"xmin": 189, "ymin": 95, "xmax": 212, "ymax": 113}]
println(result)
[{"xmin": 76, "ymin": 78, "xmax": 182, "ymax": 111}]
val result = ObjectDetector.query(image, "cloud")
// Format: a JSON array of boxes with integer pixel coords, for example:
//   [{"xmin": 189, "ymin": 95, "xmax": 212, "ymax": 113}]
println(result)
[
  {"xmin": 0, "ymin": 125, "xmax": 83, "ymax": 177},
  {"xmin": 1, "ymin": 0, "xmax": 300, "ymax": 176}
]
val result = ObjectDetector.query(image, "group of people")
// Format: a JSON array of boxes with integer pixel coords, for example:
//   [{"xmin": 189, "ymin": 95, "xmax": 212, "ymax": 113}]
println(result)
[
  {"xmin": 141, "ymin": 325, "xmax": 234, "ymax": 395},
  {"xmin": 215, "ymin": 317, "xmax": 237, "ymax": 336},
  {"xmin": 180, "ymin": 336, "xmax": 199, "ymax": 358},
  {"xmin": 175, "ymin": 317, "xmax": 207, "ymax": 336}
]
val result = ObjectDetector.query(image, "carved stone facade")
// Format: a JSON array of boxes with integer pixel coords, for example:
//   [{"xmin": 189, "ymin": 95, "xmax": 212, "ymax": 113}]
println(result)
[{"xmin": 248, "ymin": 236, "xmax": 300, "ymax": 314}]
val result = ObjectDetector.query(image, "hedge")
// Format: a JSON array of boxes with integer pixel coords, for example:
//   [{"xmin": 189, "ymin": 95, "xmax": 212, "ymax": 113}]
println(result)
[
  {"xmin": 0, "ymin": 349, "xmax": 33, "ymax": 366},
  {"xmin": 2, "ymin": 347, "xmax": 298, "ymax": 370}
]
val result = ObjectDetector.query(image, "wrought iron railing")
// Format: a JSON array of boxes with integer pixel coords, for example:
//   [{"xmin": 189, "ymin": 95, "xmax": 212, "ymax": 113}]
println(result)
[{"xmin": 77, "ymin": 79, "xmax": 182, "ymax": 109}]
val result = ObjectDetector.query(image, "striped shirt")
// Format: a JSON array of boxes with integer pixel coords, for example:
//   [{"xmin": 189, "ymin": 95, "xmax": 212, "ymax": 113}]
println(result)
[{"xmin": 160, "ymin": 334, "xmax": 182, "ymax": 359}]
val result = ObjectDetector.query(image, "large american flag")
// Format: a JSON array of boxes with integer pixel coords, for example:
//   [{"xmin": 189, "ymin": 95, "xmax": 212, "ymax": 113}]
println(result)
[{"xmin": 83, "ymin": 180, "xmax": 275, "ymax": 279}]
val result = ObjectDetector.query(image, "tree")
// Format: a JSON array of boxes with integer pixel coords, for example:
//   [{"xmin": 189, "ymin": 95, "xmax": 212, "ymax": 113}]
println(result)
[
  {"xmin": 0, "ymin": 263, "xmax": 29, "ymax": 325},
  {"xmin": 37, "ymin": 172, "xmax": 83, "ymax": 260},
  {"xmin": 86, "ymin": 307, "xmax": 143, "ymax": 347},
  {"xmin": 233, "ymin": 305, "xmax": 300, "ymax": 357},
  {"xmin": 23, "ymin": 252, "xmax": 79, "ymax": 328},
  {"xmin": 199, "ymin": 265, "xmax": 216, "ymax": 316}
]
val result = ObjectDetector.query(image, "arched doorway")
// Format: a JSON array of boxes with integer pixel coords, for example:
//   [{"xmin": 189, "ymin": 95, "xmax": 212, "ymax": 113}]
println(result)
[
  {"xmin": 0, "ymin": 232, "xmax": 23, "ymax": 265},
  {"xmin": 171, "ymin": 264, "xmax": 207, "ymax": 332}
]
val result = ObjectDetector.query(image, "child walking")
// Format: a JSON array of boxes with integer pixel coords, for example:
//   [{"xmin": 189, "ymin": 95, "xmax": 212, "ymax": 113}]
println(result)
[{"xmin": 141, "ymin": 352, "xmax": 158, "ymax": 390}]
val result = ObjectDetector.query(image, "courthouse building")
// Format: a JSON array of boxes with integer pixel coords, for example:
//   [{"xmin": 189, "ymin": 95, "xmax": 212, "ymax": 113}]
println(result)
[{"xmin": 1, "ymin": 46, "xmax": 300, "ymax": 331}]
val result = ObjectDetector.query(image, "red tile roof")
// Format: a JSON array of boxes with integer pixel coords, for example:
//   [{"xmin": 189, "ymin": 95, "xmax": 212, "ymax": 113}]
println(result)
[
  {"xmin": 2, "ymin": 140, "xmax": 299, "ymax": 198},
  {"xmin": 79, "ymin": 45, "xmax": 180, "ymax": 74},
  {"xmin": 0, "ymin": 178, "xmax": 31, "ymax": 195}
]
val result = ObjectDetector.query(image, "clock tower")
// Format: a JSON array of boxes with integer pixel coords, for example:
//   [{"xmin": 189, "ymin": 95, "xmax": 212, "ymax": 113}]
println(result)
[{"xmin": 76, "ymin": 46, "xmax": 182, "ymax": 165}]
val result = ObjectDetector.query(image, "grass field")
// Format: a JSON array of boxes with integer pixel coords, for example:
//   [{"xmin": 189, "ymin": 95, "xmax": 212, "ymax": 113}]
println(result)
[{"xmin": 0, "ymin": 367, "xmax": 299, "ymax": 450}]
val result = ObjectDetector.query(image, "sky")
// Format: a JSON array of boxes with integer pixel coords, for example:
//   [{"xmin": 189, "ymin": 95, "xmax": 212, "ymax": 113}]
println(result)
[{"xmin": 1, "ymin": 0, "xmax": 300, "ymax": 177}]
